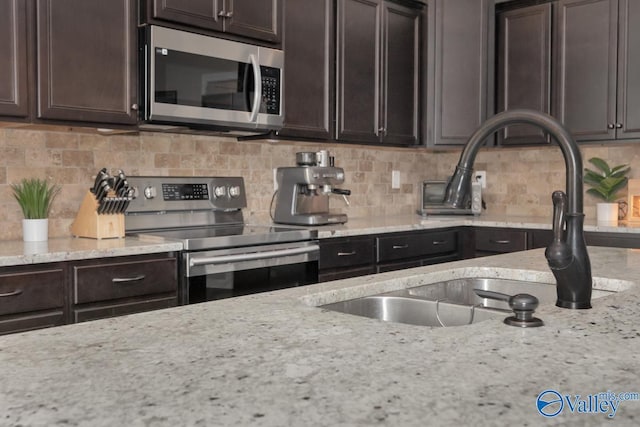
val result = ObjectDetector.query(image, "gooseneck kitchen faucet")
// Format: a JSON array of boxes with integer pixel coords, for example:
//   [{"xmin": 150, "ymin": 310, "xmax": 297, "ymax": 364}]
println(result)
[{"xmin": 443, "ymin": 109, "xmax": 592, "ymax": 309}]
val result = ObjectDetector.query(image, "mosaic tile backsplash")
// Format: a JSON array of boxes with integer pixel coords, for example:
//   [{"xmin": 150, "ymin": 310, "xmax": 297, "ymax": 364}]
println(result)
[{"xmin": 0, "ymin": 127, "xmax": 638, "ymax": 240}]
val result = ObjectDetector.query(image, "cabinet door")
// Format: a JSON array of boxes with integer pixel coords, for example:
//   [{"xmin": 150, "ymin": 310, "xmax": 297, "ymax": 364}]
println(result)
[
  {"xmin": 497, "ymin": 3, "xmax": 552, "ymax": 145},
  {"xmin": 336, "ymin": 0, "xmax": 381, "ymax": 143},
  {"xmin": 554, "ymin": 0, "xmax": 618, "ymax": 141},
  {"xmin": 37, "ymin": 0, "xmax": 137, "ymax": 124},
  {"xmin": 432, "ymin": 0, "xmax": 494, "ymax": 146},
  {"xmin": 0, "ymin": 0, "xmax": 28, "ymax": 118},
  {"xmin": 381, "ymin": 2, "xmax": 420, "ymax": 145},
  {"xmin": 279, "ymin": 0, "xmax": 334, "ymax": 139},
  {"xmin": 151, "ymin": 0, "xmax": 225, "ymax": 31},
  {"xmin": 226, "ymin": 0, "xmax": 281, "ymax": 43},
  {"xmin": 616, "ymin": 0, "xmax": 640, "ymax": 139}
]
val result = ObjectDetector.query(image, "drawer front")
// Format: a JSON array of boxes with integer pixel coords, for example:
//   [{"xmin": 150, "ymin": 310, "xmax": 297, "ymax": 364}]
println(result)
[
  {"xmin": 74, "ymin": 258, "xmax": 177, "ymax": 304},
  {"xmin": 74, "ymin": 296, "xmax": 178, "ymax": 323},
  {"xmin": 0, "ymin": 267, "xmax": 65, "ymax": 316},
  {"xmin": 319, "ymin": 237, "xmax": 374, "ymax": 270},
  {"xmin": 0, "ymin": 311, "xmax": 65, "ymax": 335},
  {"xmin": 475, "ymin": 228, "xmax": 527, "ymax": 253},
  {"xmin": 376, "ymin": 230, "xmax": 458, "ymax": 262}
]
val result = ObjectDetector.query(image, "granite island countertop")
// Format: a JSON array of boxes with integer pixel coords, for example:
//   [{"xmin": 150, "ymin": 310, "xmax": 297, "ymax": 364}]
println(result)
[{"xmin": 1, "ymin": 246, "xmax": 639, "ymax": 426}]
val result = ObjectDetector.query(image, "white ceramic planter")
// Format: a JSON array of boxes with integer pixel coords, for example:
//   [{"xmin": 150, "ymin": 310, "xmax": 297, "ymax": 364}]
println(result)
[
  {"xmin": 596, "ymin": 203, "xmax": 618, "ymax": 226},
  {"xmin": 22, "ymin": 218, "xmax": 49, "ymax": 242}
]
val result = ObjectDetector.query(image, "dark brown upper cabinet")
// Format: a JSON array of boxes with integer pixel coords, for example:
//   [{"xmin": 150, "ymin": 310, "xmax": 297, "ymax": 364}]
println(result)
[
  {"xmin": 0, "ymin": 0, "xmax": 28, "ymax": 119},
  {"xmin": 429, "ymin": 0, "xmax": 494, "ymax": 146},
  {"xmin": 150, "ymin": 0, "xmax": 281, "ymax": 44},
  {"xmin": 554, "ymin": 0, "xmax": 640, "ymax": 141},
  {"xmin": 278, "ymin": 0, "xmax": 334, "ymax": 139},
  {"xmin": 0, "ymin": 0, "xmax": 137, "ymax": 126},
  {"xmin": 496, "ymin": 3, "xmax": 552, "ymax": 145},
  {"xmin": 36, "ymin": 0, "xmax": 138, "ymax": 125},
  {"xmin": 336, "ymin": 0, "xmax": 421, "ymax": 145}
]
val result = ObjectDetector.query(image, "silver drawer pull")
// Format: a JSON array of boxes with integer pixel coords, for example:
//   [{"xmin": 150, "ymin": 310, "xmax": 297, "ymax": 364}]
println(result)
[
  {"xmin": 337, "ymin": 251, "xmax": 356, "ymax": 256},
  {"xmin": 0, "ymin": 289, "xmax": 23, "ymax": 297},
  {"xmin": 432, "ymin": 240, "xmax": 447, "ymax": 245},
  {"xmin": 490, "ymin": 240, "xmax": 511, "ymax": 245},
  {"xmin": 112, "ymin": 275, "xmax": 146, "ymax": 284},
  {"xmin": 392, "ymin": 244, "xmax": 409, "ymax": 249}
]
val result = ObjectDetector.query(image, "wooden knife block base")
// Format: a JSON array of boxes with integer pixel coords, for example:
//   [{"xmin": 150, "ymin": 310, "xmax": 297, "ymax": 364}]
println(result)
[{"xmin": 71, "ymin": 191, "xmax": 125, "ymax": 239}]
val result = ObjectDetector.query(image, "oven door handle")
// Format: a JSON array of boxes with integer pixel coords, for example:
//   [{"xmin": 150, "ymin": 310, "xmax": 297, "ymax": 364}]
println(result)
[{"xmin": 189, "ymin": 245, "xmax": 319, "ymax": 267}]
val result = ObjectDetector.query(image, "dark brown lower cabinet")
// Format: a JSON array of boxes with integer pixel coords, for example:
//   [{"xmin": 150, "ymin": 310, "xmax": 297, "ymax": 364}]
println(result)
[
  {"xmin": 0, "ymin": 263, "xmax": 66, "ymax": 335},
  {"xmin": 0, "ymin": 252, "xmax": 178, "ymax": 335},
  {"xmin": 71, "ymin": 253, "xmax": 178, "ymax": 323}
]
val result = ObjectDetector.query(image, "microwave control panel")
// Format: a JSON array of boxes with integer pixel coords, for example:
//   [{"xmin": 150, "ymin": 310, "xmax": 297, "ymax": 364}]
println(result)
[{"xmin": 260, "ymin": 66, "xmax": 281, "ymax": 115}]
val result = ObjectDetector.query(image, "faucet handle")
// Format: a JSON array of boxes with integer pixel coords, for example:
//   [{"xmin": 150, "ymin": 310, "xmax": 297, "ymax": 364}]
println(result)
[{"xmin": 545, "ymin": 191, "xmax": 572, "ymax": 268}]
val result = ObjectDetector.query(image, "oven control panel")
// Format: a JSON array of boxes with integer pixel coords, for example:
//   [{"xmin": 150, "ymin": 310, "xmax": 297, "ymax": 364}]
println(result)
[{"xmin": 125, "ymin": 176, "xmax": 247, "ymax": 214}]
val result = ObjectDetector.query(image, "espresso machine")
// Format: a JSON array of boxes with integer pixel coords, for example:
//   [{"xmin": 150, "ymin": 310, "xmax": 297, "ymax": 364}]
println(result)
[{"xmin": 273, "ymin": 151, "xmax": 350, "ymax": 225}]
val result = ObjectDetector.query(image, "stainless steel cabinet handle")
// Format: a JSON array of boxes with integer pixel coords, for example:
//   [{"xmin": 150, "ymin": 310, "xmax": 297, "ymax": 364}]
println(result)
[
  {"xmin": 112, "ymin": 275, "xmax": 146, "ymax": 284},
  {"xmin": 218, "ymin": 10, "xmax": 227, "ymax": 17},
  {"xmin": 392, "ymin": 244, "xmax": 409, "ymax": 249},
  {"xmin": 490, "ymin": 239, "xmax": 511, "ymax": 245},
  {"xmin": 337, "ymin": 251, "xmax": 356, "ymax": 256},
  {"xmin": 0, "ymin": 289, "xmax": 23, "ymax": 297},
  {"xmin": 608, "ymin": 123, "xmax": 615, "ymax": 129},
  {"xmin": 616, "ymin": 123, "xmax": 623, "ymax": 128},
  {"xmin": 226, "ymin": 11, "xmax": 233, "ymax": 18},
  {"xmin": 130, "ymin": 103, "xmax": 138, "ymax": 111},
  {"xmin": 432, "ymin": 240, "xmax": 447, "ymax": 245}
]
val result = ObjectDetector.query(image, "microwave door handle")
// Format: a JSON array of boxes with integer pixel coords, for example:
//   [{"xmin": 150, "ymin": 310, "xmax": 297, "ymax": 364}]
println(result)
[{"xmin": 248, "ymin": 54, "xmax": 261, "ymax": 123}]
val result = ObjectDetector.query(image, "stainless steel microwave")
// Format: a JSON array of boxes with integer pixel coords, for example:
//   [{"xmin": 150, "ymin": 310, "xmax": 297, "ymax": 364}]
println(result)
[{"xmin": 140, "ymin": 26, "xmax": 284, "ymax": 134}]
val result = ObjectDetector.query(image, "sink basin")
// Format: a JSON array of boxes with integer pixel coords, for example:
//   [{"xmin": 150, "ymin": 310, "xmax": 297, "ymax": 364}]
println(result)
[
  {"xmin": 321, "ymin": 277, "xmax": 614, "ymax": 327},
  {"xmin": 321, "ymin": 295, "xmax": 501, "ymax": 327}
]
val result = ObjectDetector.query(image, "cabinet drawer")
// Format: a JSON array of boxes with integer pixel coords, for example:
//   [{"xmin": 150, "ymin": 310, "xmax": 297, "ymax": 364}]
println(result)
[
  {"xmin": 0, "ymin": 311, "xmax": 65, "ymax": 335},
  {"xmin": 0, "ymin": 267, "xmax": 65, "ymax": 316},
  {"xmin": 319, "ymin": 236, "xmax": 374, "ymax": 270},
  {"xmin": 376, "ymin": 230, "xmax": 458, "ymax": 263},
  {"xmin": 475, "ymin": 228, "xmax": 527, "ymax": 253},
  {"xmin": 74, "ymin": 296, "xmax": 178, "ymax": 323},
  {"xmin": 73, "ymin": 258, "xmax": 177, "ymax": 304}
]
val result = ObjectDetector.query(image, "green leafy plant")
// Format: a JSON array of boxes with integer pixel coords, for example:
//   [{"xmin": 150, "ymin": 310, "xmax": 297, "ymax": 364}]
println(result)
[
  {"xmin": 584, "ymin": 157, "xmax": 630, "ymax": 203},
  {"xmin": 11, "ymin": 178, "xmax": 61, "ymax": 219}
]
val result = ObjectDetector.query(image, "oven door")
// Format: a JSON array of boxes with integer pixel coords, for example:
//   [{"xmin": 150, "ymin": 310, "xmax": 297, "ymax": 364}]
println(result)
[
  {"xmin": 143, "ymin": 25, "xmax": 283, "ymax": 131},
  {"xmin": 182, "ymin": 241, "xmax": 319, "ymax": 304}
]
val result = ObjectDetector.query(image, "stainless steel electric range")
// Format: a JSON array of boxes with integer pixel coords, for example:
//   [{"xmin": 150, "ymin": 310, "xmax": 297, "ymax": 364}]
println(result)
[{"xmin": 125, "ymin": 176, "xmax": 318, "ymax": 304}]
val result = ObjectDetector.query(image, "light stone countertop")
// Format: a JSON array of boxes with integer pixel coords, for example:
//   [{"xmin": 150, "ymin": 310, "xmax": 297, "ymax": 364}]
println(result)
[
  {"xmin": 1, "ymin": 214, "xmax": 638, "ymax": 267},
  {"xmin": 310, "ymin": 213, "xmax": 640, "ymax": 238},
  {"xmin": 0, "ymin": 236, "xmax": 182, "ymax": 267},
  {"xmin": 1, "ymin": 246, "xmax": 639, "ymax": 426}
]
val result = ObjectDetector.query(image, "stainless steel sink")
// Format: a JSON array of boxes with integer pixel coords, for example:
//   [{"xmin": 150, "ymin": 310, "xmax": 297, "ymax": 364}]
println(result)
[
  {"xmin": 321, "ymin": 277, "xmax": 614, "ymax": 327},
  {"xmin": 321, "ymin": 295, "xmax": 501, "ymax": 327}
]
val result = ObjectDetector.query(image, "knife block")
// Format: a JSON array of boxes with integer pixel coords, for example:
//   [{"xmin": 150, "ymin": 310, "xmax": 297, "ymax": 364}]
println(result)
[{"xmin": 71, "ymin": 191, "xmax": 125, "ymax": 239}]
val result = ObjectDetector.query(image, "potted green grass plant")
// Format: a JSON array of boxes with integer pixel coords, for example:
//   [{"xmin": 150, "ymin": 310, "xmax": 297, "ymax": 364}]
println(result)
[
  {"xmin": 584, "ymin": 157, "xmax": 629, "ymax": 225},
  {"xmin": 11, "ymin": 178, "xmax": 61, "ymax": 241}
]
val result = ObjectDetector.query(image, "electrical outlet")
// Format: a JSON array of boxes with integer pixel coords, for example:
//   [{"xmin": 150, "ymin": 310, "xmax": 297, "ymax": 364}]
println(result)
[
  {"xmin": 474, "ymin": 171, "xmax": 487, "ymax": 189},
  {"xmin": 392, "ymin": 170, "xmax": 401, "ymax": 189},
  {"xmin": 273, "ymin": 168, "xmax": 278, "ymax": 192}
]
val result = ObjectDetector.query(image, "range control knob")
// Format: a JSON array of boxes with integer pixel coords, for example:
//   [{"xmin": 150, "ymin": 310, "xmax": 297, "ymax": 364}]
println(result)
[
  {"xmin": 229, "ymin": 185, "xmax": 241, "ymax": 198},
  {"xmin": 143, "ymin": 186, "xmax": 157, "ymax": 199},
  {"xmin": 214, "ymin": 186, "xmax": 227, "ymax": 198}
]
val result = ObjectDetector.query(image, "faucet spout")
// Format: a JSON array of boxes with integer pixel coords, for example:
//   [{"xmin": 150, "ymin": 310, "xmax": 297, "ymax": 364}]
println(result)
[{"xmin": 444, "ymin": 109, "xmax": 592, "ymax": 309}]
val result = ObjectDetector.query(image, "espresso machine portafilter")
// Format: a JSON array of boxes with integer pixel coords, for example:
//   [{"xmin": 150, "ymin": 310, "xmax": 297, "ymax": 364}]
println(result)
[{"xmin": 273, "ymin": 151, "xmax": 350, "ymax": 225}]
